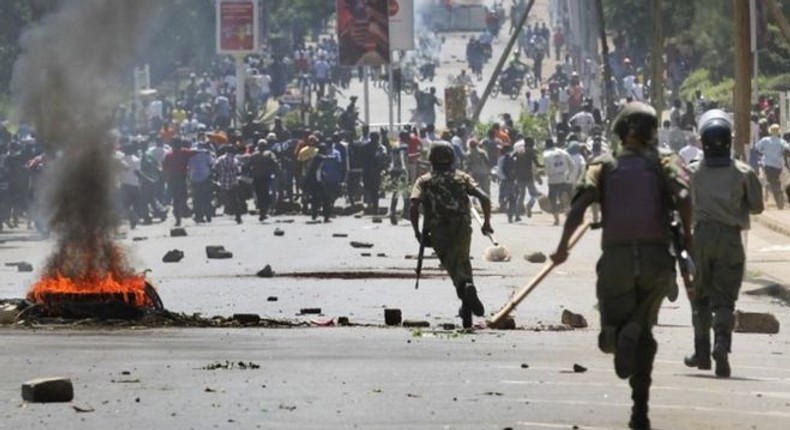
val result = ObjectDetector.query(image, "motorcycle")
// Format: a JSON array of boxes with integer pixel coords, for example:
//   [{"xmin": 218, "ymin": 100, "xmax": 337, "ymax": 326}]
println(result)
[{"xmin": 491, "ymin": 67, "xmax": 526, "ymax": 100}]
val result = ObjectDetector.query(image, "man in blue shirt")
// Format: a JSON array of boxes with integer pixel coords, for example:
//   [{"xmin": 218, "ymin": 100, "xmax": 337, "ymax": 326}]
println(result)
[{"xmin": 755, "ymin": 124, "xmax": 790, "ymax": 209}]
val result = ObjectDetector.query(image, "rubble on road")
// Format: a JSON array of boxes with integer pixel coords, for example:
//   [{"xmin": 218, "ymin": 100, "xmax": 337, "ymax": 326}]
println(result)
[
  {"xmin": 170, "ymin": 228, "xmax": 187, "ymax": 237},
  {"xmin": 22, "ymin": 377, "xmax": 74, "ymax": 403},
  {"xmin": 524, "ymin": 252, "xmax": 548, "ymax": 264},
  {"xmin": 384, "ymin": 308, "xmax": 402, "ymax": 326},
  {"xmin": 162, "ymin": 249, "xmax": 184, "ymax": 263},
  {"xmin": 402, "ymin": 320, "xmax": 430, "ymax": 328},
  {"xmin": 350, "ymin": 241, "xmax": 374, "ymax": 248},
  {"xmin": 561, "ymin": 309, "xmax": 588, "ymax": 328},
  {"xmin": 488, "ymin": 316, "xmax": 516, "ymax": 330},
  {"xmin": 257, "ymin": 265, "xmax": 274, "ymax": 278},
  {"xmin": 735, "ymin": 310, "xmax": 780, "ymax": 334},
  {"xmin": 205, "ymin": 246, "xmax": 232, "ymax": 259}
]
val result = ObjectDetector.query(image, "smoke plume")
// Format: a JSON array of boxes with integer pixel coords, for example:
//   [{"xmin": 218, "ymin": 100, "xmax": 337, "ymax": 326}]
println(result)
[{"xmin": 11, "ymin": 0, "xmax": 155, "ymax": 280}]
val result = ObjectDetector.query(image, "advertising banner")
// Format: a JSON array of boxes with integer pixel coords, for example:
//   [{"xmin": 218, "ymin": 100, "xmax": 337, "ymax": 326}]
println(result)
[
  {"xmin": 388, "ymin": 0, "xmax": 414, "ymax": 51},
  {"xmin": 337, "ymin": 0, "xmax": 391, "ymax": 66},
  {"xmin": 217, "ymin": 0, "xmax": 259, "ymax": 54}
]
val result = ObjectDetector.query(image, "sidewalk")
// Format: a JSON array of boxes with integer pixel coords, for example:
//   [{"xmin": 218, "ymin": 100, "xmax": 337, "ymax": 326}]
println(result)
[{"xmin": 754, "ymin": 207, "xmax": 790, "ymax": 238}]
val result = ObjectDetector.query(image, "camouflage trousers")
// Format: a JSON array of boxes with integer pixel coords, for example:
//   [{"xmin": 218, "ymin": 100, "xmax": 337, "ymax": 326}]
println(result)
[
  {"xmin": 690, "ymin": 223, "xmax": 744, "ymax": 339},
  {"xmin": 429, "ymin": 216, "xmax": 473, "ymax": 297},
  {"xmin": 596, "ymin": 243, "xmax": 674, "ymax": 353}
]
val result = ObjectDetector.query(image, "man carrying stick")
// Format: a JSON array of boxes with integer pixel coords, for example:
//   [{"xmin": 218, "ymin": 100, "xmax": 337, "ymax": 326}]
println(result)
[
  {"xmin": 410, "ymin": 141, "xmax": 493, "ymax": 329},
  {"xmin": 549, "ymin": 102, "xmax": 693, "ymax": 430}
]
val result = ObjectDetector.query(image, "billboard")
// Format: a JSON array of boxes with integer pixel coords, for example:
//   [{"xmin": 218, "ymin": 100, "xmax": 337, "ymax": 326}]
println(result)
[
  {"xmin": 216, "ymin": 0, "xmax": 260, "ymax": 54},
  {"xmin": 388, "ymin": 0, "xmax": 414, "ymax": 50},
  {"xmin": 337, "ymin": 0, "xmax": 391, "ymax": 66}
]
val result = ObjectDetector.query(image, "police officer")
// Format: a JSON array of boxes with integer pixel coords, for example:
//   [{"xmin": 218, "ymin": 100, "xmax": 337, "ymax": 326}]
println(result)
[
  {"xmin": 410, "ymin": 142, "xmax": 494, "ymax": 329},
  {"xmin": 683, "ymin": 110, "xmax": 764, "ymax": 377},
  {"xmin": 550, "ymin": 102, "xmax": 692, "ymax": 430}
]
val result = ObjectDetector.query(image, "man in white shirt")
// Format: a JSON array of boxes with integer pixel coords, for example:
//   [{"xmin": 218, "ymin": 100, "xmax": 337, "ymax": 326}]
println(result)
[
  {"xmin": 569, "ymin": 104, "xmax": 596, "ymax": 140},
  {"xmin": 537, "ymin": 89, "xmax": 550, "ymax": 116},
  {"xmin": 543, "ymin": 138, "xmax": 573, "ymax": 225},
  {"xmin": 119, "ymin": 140, "xmax": 143, "ymax": 229},
  {"xmin": 756, "ymin": 123, "xmax": 790, "ymax": 208}
]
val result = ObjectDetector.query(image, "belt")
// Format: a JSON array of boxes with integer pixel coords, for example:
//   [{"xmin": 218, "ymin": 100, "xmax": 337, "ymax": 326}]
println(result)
[{"xmin": 695, "ymin": 221, "xmax": 741, "ymax": 233}]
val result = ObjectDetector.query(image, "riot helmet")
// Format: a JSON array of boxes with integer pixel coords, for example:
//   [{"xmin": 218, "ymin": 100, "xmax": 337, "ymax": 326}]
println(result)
[
  {"xmin": 428, "ymin": 141, "xmax": 455, "ymax": 166},
  {"xmin": 697, "ymin": 109, "xmax": 733, "ymax": 167},
  {"xmin": 612, "ymin": 101, "xmax": 658, "ymax": 145}
]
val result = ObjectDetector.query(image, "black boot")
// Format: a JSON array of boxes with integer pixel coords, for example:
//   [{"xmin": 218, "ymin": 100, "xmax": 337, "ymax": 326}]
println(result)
[
  {"xmin": 457, "ymin": 283, "xmax": 484, "ymax": 329},
  {"xmin": 615, "ymin": 322, "xmax": 642, "ymax": 379},
  {"xmin": 628, "ymin": 402, "xmax": 651, "ymax": 430},
  {"xmin": 712, "ymin": 331, "xmax": 731, "ymax": 378},
  {"xmin": 628, "ymin": 334, "xmax": 656, "ymax": 430},
  {"xmin": 684, "ymin": 336, "xmax": 711, "ymax": 370}
]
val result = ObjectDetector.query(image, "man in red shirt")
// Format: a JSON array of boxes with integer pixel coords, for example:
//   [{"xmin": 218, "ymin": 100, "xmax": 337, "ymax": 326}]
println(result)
[{"xmin": 161, "ymin": 138, "xmax": 195, "ymax": 227}]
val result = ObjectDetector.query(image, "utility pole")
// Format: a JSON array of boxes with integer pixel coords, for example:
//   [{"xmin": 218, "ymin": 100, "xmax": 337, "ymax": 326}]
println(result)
[
  {"xmin": 471, "ymin": 0, "xmax": 535, "ymax": 125},
  {"xmin": 734, "ymin": 0, "xmax": 752, "ymax": 160},
  {"xmin": 595, "ymin": 0, "xmax": 615, "ymax": 120},
  {"xmin": 650, "ymin": 0, "xmax": 664, "ymax": 112},
  {"xmin": 764, "ymin": 0, "xmax": 790, "ymax": 48}
]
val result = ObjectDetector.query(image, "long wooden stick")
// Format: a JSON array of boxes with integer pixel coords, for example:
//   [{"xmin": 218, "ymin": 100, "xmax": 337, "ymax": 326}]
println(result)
[{"xmin": 488, "ymin": 222, "xmax": 591, "ymax": 327}]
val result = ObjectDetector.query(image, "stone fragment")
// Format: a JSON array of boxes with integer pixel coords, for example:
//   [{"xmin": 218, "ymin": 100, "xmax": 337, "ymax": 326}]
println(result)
[
  {"xmin": 233, "ymin": 314, "xmax": 261, "ymax": 325},
  {"xmin": 132, "ymin": 237, "xmax": 148, "ymax": 242},
  {"xmin": 299, "ymin": 308, "xmax": 322, "ymax": 315},
  {"xmin": 22, "ymin": 377, "xmax": 74, "ymax": 403},
  {"xmin": 273, "ymin": 228, "xmax": 285, "ymax": 237},
  {"xmin": 332, "ymin": 233, "xmax": 349, "ymax": 238},
  {"xmin": 170, "ymin": 228, "xmax": 187, "ymax": 237},
  {"xmin": 488, "ymin": 316, "xmax": 516, "ymax": 330},
  {"xmin": 337, "ymin": 316, "xmax": 350, "ymax": 326},
  {"xmin": 524, "ymin": 252, "xmax": 548, "ymax": 264},
  {"xmin": 561, "ymin": 309, "xmax": 588, "ymax": 328},
  {"xmin": 403, "ymin": 320, "xmax": 430, "ymax": 328},
  {"xmin": 573, "ymin": 364, "xmax": 588, "ymax": 373},
  {"xmin": 17, "ymin": 262, "xmax": 34, "ymax": 272},
  {"xmin": 350, "ymin": 241, "xmax": 374, "ymax": 248},
  {"xmin": 360, "ymin": 253, "xmax": 372, "ymax": 257},
  {"xmin": 735, "ymin": 311, "xmax": 780, "ymax": 334},
  {"xmin": 377, "ymin": 253, "xmax": 387, "ymax": 257},
  {"xmin": 257, "ymin": 265, "xmax": 274, "ymax": 278},
  {"xmin": 441, "ymin": 323, "xmax": 456, "ymax": 330},
  {"xmin": 384, "ymin": 308, "xmax": 402, "ymax": 326},
  {"xmin": 162, "ymin": 250, "xmax": 184, "ymax": 263},
  {"xmin": 371, "ymin": 217, "xmax": 383, "ymax": 224}
]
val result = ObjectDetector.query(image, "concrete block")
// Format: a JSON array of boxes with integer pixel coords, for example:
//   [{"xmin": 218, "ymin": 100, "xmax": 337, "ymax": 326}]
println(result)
[
  {"xmin": 561, "ymin": 309, "xmax": 588, "ymax": 328},
  {"xmin": 233, "ymin": 313, "xmax": 261, "ymax": 325},
  {"xmin": 735, "ymin": 311, "xmax": 780, "ymax": 334},
  {"xmin": 384, "ymin": 308, "xmax": 402, "ymax": 326},
  {"xmin": 22, "ymin": 377, "xmax": 74, "ymax": 403},
  {"xmin": 170, "ymin": 228, "xmax": 187, "ymax": 237},
  {"xmin": 206, "ymin": 246, "xmax": 232, "ymax": 259},
  {"xmin": 402, "ymin": 320, "xmax": 430, "ymax": 328},
  {"xmin": 266, "ymin": 296, "xmax": 278, "ymax": 302},
  {"xmin": 162, "ymin": 250, "xmax": 184, "ymax": 263}
]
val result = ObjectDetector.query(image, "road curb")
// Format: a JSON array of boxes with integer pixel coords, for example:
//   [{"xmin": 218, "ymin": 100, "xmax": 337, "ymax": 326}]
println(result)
[{"xmin": 755, "ymin": 214, "xmax": 790, "ymax": 238}]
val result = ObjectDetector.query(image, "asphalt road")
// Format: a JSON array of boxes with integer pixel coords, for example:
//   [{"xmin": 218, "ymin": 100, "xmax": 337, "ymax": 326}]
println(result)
[{"xmin": 2, "ymin": 1, "xmax": 790, "ymax": 429}]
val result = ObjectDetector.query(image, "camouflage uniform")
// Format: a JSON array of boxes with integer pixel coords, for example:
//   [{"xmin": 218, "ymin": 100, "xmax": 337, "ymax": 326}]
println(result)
[{"xmin": 410, "ymin": 170, "xmax": 479, "ymax": 295}]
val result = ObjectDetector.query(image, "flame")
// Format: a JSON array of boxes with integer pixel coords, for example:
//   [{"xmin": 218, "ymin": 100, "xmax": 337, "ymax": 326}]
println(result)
[{"xmin": 27, "ymin": 273, "xmax": 153, "ymax": 308}]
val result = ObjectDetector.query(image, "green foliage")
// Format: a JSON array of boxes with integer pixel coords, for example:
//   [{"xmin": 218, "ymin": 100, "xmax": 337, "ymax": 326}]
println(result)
[
  {"xmin": 282, "ymin": 109, "xmax": 304, "ymax": 130},
  {"xmin": 517, "ymin": 110, "xmax": 551, "ymax": 144}
]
